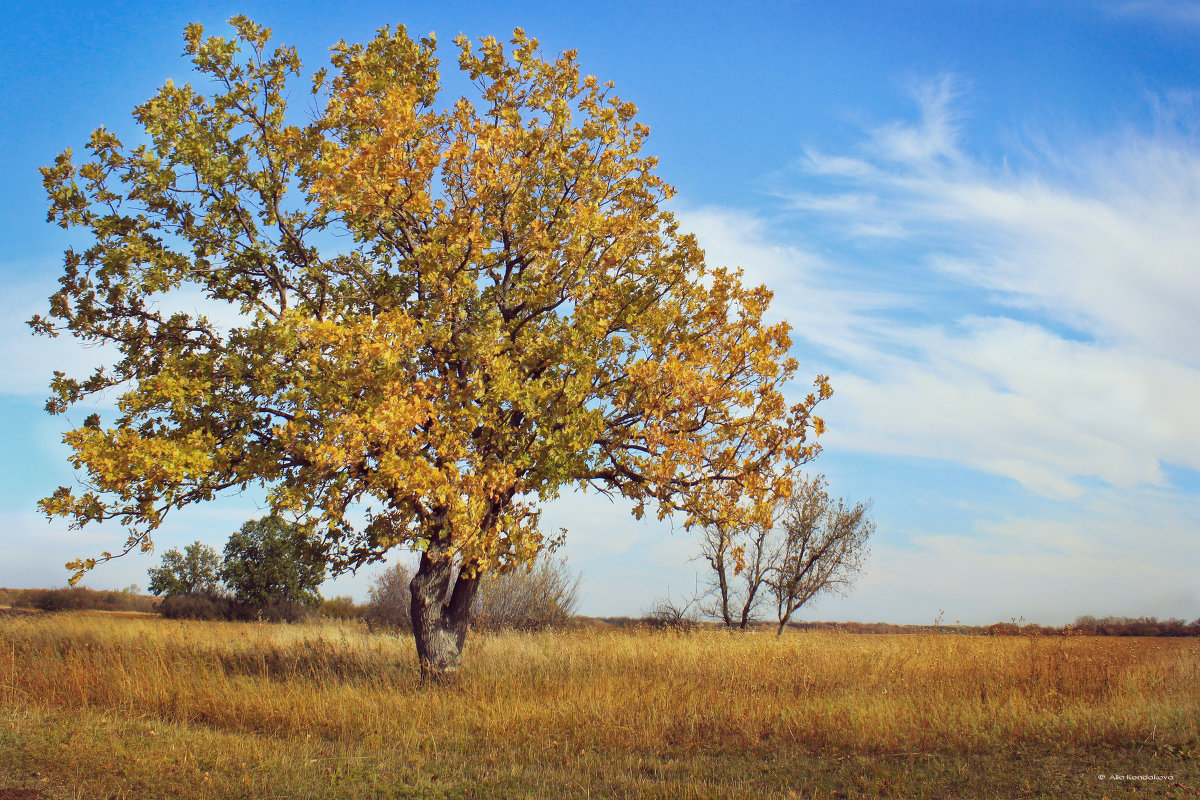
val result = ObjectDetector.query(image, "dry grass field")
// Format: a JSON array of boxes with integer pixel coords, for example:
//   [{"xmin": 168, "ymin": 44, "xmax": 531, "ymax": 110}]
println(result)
[{"xmin": 1, "ymin": 611, "xmax": 1197, "ymax": 799}]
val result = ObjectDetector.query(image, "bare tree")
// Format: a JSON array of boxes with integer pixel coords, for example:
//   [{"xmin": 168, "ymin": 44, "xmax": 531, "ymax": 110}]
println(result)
[
  {"xmin": 699, "ymin": 520, "xmax": 772, "ymax": 630},
  {"xmin": 768, "ymin": 475, "xmax": 873, "ymax": 636},
  {"xmin": 698, "ymin": 474, "xmax": 873, "ymax": 634},
  {"xmin": 699, "ymin": 523, "xmax": 738, "ymax": 627}
]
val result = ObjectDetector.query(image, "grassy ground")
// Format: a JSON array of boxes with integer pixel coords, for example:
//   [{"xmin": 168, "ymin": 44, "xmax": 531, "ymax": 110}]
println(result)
[{"xmin": 1, "ymin": 613, "xmax": 1197, "ymax": 799}]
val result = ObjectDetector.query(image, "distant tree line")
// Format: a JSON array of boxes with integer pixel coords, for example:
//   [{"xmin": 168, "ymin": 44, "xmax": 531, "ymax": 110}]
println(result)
[
  {"xmin": 1066, "ymin": 616, "xmax": 1200, "ymax": 637},
  {"xmin": 569, "ymin": 615, "xmax": 1200, "ymax": 637},
  {"xmin": 12, "ymin": 510, "xmax": 1191, "ymax": 639},
  {"xmin": 6, "ymin": 577, "xmax": 1194, "ymax": 639},
  {"xmin": 3, "ymin": 513, "xmax": 580, "ymax": 631},
  {"xmin": 0, "ymin": 585, "xmax": 156, "ymax": 614}
]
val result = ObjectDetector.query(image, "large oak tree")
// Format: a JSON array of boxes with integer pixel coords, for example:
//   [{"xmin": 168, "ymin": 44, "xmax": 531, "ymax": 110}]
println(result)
[{"xmin": 35, "ymin": 17, "xmax": 830, "ymax": 674}]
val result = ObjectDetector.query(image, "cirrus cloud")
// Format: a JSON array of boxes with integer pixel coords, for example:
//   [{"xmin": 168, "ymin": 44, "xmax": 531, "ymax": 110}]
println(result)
[{"xmin": 682, "ymin": 77, "xmax": 1200, "ymax": 501}]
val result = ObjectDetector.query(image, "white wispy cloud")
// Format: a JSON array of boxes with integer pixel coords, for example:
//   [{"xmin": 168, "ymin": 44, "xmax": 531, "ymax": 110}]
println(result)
[
  {"xmin": 798, "ymin": 93, "xmax": 1200, "ymax": 366},
  {"xmin": 1106, "ymin": 1, "xmax": 1200, "ymax": 26},
  {"xmin": 689, "ymin": 77, "xmax": 1200, "ymax": 500},
  {"xmin": 824, "ymin": 320, "xmax": 1200, "ymax": 496},
  {"xmin": 869, "ymin": 74, "xmax": 967, "ymax": 167}
]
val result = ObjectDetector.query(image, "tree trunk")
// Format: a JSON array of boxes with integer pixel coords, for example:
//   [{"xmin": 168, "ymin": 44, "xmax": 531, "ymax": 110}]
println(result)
[
  {"xmin": 714, "ymin": 546, "xmax": 734, "ymax": 628},
  {"xmin": 776, "ymin": 597, "xmax": 803, "ymax": 637},
  {"xmin": 409, "ymin": 546, "xmax": 480, "ymax": 679},
  {"xmin": 737, "ymin": 527, "xmax": 770, "ymax": 631}
]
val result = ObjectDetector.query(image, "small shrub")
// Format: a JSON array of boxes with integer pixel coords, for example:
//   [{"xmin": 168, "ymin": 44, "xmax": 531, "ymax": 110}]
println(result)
[
  {"xmin": 641, "ymin": 596, "xmax": 700, "ymax": 632},
  {"xmin": 320, "ymin": 596, "xmax": 363, "ymax": 620},
  {"xmin": 363, "ymin": 563, "xmax": 413, "ymax": 632},
  {"xmin": 159, "ymin": 593, "xmax": 232, "ymax": 620},
  {"xmin": 471, "ymin": 555, "xmax": 582, "ymax": 631},
  {"xmin": 247, "ymin": 597, "xmax": 313, "ymax": 623},
  {"xmin": 362, "ymin": 554, "xmax": 582, "ymax": 633}
]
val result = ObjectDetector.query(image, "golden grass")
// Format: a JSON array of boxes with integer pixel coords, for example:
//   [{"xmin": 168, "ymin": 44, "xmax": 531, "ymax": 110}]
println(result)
[{"xmin": 2, "ymin": 613, "xmax": 1198, "ymax": 798}]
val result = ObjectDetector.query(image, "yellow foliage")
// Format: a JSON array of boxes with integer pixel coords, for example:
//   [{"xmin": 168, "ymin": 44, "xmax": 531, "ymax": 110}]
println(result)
[{"xmin": 37, "ymin": 18, "xmax": 829, "ymax": 584}]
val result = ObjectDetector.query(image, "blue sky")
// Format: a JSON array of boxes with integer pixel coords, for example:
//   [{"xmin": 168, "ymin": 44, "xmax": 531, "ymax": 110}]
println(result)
[{"xmin": 3, "ymin": 0, "xmax": 1199, "ymax": 624}]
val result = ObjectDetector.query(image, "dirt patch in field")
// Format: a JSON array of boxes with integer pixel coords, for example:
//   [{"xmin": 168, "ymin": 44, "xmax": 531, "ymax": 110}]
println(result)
[{"xmin": 0, "ymin": 788, "xmax": 43, "ymax": 800}]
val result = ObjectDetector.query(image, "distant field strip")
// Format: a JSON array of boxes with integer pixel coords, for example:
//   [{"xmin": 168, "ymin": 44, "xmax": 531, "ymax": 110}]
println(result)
[{"xmin": 2, "ymin": 614, "xmax": 1197, "ymax": 798}]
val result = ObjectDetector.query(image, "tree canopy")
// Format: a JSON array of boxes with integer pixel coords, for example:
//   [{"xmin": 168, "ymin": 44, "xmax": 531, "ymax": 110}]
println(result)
[
  {"xmin": 221, "ymin": 516, "xmax": 326, "ymax": 608},
  {"xmin": 35, "ymin": 17, "xmax": 828, "ymax": 670},
  {"xmin": 147, "ymin": 540, "xmax": 222, "ymax": 597}
]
